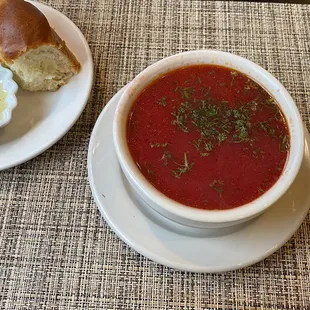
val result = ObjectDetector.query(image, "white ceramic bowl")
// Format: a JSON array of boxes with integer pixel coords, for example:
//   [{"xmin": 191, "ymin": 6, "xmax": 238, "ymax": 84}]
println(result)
[
  {"xmin": 113, "ymin": 50, "xmax": 304, "ymax": 228},
  {"xmin": 0, "ymin": 65, "xmax": 18, "ymax": 128}
]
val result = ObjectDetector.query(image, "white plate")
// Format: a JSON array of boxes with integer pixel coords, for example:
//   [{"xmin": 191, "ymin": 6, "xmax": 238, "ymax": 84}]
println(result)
[
  {"xmin": 0, "ymin": 1, "xmax": 93, "ymax": 170},
  {"xmin": 88, "ymin": 88, "xmax": 310, "ymax": 273}
]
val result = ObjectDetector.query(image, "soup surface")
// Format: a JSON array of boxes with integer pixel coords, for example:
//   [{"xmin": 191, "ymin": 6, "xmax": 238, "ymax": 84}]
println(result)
[{"xmin": 127, "ymin": 65, "xmax": 290, "ymax": 210}]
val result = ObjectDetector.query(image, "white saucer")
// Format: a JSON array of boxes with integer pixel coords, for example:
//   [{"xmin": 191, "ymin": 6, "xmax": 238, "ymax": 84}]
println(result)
[
  {"xmin": 0, "ymin": 1, "xmax": 93, "ymax": 170},
  {"xmin": 88, "ymin": 88, "xmax": 310, "ymax": 273}
]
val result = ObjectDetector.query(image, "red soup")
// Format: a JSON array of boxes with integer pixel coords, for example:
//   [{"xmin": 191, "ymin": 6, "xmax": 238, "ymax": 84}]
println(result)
[{"xmin": 127, "ymin": 65, "xmax": 290, "ymax": 210}]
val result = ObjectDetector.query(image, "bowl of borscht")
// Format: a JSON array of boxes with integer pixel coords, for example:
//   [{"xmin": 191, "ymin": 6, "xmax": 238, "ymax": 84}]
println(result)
[{"xmin": 113, "ymin": 50, "xmax": 304, "ymax": 228}]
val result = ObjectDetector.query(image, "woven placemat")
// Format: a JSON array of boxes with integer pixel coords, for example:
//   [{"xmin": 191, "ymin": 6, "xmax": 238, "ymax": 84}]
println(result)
[{"xmin": 0, "ymin": 0, "xmax": 309, "ymax": 309}]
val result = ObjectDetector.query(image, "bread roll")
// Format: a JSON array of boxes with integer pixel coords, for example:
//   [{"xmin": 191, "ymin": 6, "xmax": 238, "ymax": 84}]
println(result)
[{"xmin": 0, "ymin": 0, "xmax": 81, "ymax": 91}]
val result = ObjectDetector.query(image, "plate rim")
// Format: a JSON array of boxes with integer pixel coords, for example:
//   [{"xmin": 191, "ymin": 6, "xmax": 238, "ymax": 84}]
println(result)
[
  {"xmin": 0, "ymin": 1, "xmax": 94, "ymax": 171},
  {"xmin": 88, "ymin": 87, "xmax": 309, "ymax": 273}
]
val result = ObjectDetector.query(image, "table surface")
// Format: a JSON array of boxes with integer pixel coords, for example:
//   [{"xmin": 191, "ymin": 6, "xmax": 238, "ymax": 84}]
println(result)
[
  {"xmin": 242, "ymin": 0, "xmax": 310, "ymax": 3},
  {"xmin": 1, "ymin": 0, "xmax": 310, "ymax": 309}
]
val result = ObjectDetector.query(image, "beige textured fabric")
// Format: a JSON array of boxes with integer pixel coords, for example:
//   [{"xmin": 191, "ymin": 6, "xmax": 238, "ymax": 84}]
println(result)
[{"xmin": 0, "ymin": 0, "xmax": 310, "ymax": 309}]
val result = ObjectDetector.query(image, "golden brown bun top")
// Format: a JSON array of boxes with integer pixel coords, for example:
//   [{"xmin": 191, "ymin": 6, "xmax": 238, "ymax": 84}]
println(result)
[{"xmin": 0, "ymin": 0, "xmax": 62, "ymax": 61}]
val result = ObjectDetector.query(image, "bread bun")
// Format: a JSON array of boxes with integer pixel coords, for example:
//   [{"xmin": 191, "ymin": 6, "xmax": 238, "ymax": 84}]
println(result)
[{"xmin": 0, "ymin": 0, "xmax": 81, "ymax": 91}]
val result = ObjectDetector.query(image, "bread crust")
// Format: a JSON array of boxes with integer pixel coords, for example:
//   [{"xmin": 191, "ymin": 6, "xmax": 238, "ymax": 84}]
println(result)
[{"xmin": 0, "ymin": 0, "xmax": 80, "ymax": 73}]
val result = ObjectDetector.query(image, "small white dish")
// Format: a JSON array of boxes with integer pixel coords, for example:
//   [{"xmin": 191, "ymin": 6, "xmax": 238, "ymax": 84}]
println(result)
[
  {"xmin": 113, "ymin": 50, "xmax": 304, "ymax": 228},
  {"xmin": 88, "ymin": 88, "xmax": 310, "ymax": 272},
  {"xmin": 0, "ymin": 1, "xmax": 93, "ymax": 170},
  {"xmin": 0, "ymin": 66, "xmax": 18, "ymax": 128}
]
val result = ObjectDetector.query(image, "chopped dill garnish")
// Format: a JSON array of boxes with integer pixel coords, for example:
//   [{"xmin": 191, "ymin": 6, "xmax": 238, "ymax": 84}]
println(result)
[
  {"xmin": 172, "ymin": 153, "xmax": 194, "ymax": 178},
  {"xmin": 252, "ymin": 147, "xmax": 265, "ymax": 159},
  {"xmin": 147, "ymin": 169, "xmax": 155, "ymax": 177},
  {"xmin": 218, "ymin": 133, "xmax": 227, "ymax": 144},
  {"xmin": 230, "ymin": 71, "xmax": 238, "ymax": 86},
  {"xmin": 258, "ymin": 187, "xmax": 265, "ymax": 193},
  {"xmin": 200, "ymin": 86, "xmax": 211, "ymax": 98},
  {"xmin": 279, "ymin": 134, "xmax": 289, "ymax": 152},
  {"xmin": 209, "ymin": 179, "xmax": 224, "ymax": 197},
  {"xmin": 245, "ymin": 78, "xmax": 259, "ymax": 89},
  {"xmin": 158, "ymin": 97, "xmax": 167, "ymax": 106},
  {"xmin": 259, "ymin": 121, "xmax": 268, "ymax": 132},
  {"xmin": 259, "ymin": 121, "xmax": 275, "ymax": 137},
  {"xmin": 191, "ymin": 101, "xmax": 231, "ymax": 147},
  {"xmin": 161, "ymin": 150, "xmax": 173, "ymax": 166},
  {"xmin": 170, "ymin": 75, "xmax": 289, "ymax": 159},
  {"xmin": 171, "ymin": 102, "xmax": 192, "ymax": 132},
  {"xmin": 191, "ymin": 138, "xmax": 202, "ymax": 151},
  {"xmin": 233, "ymin": 119, "xmax": 249, "ymax": 142},
  {"xmin": 175, "ymin": 86, "xmax": 193, "ymax": 100},
  {"xmin": 205, "ymin": 142, "xmax": 213, "ymax": 152},
  {"xmin": 150, "ymin": 142, "xmax": 169, "ymax": 148}
]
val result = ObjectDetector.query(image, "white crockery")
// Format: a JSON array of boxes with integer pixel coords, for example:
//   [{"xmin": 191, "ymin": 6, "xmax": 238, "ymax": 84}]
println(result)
[
  {"xmin": 0, "ymin": 66, "xmax": 18, "ymax": 128},
  {"xmin": 0, "ymin": 1, "xmax": 93, "ymax": 170},
  {"xmin": 113, "ymin": 50, "xmax": 304, "ymax": 228},
  {"xmin": 89, "ymin": 88, "xmax": 310, "ymax": 272}
]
